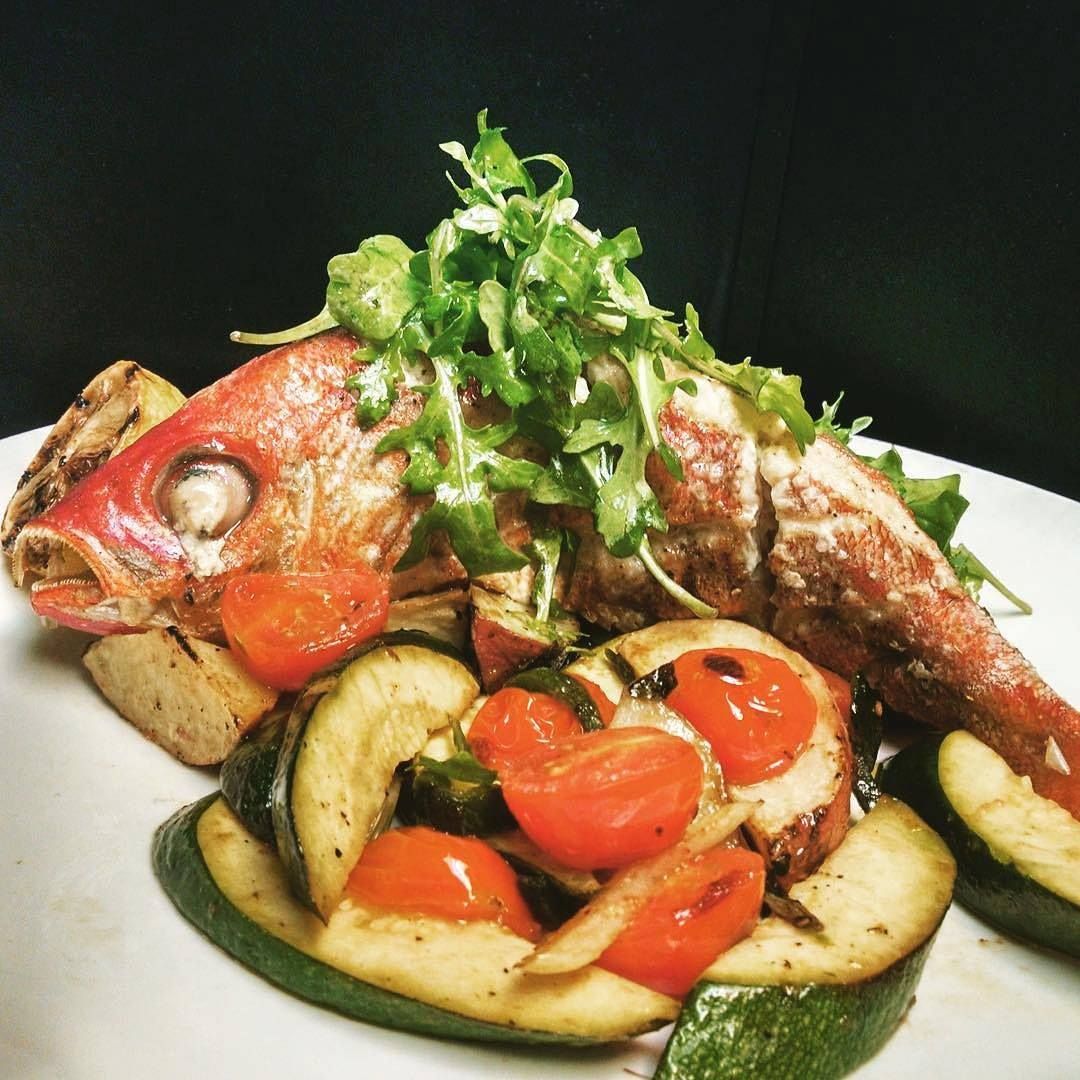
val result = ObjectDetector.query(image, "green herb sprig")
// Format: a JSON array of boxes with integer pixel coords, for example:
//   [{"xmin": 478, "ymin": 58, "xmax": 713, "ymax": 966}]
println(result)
[{"xmin": 231, "ymin": 112, "xmax": 817, "ymax": 615}]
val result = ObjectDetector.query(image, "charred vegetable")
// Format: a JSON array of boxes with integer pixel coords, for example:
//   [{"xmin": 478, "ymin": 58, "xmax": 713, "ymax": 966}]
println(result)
[
  {"xmin": 220, "ymin": 705, "xmax": 290, "ymax": 843},
  {"xmin": 83, "ymin": 628, "xmax": 278, "ymax": 766},
  {"xmin": 153, "ymin": 796, "xmax": 679, "ymax": 1043},
  {"xmin": 397, "ymin": 716, "xmax": 515, "ymax": 837},
  {"xmin": 272, "ymin": 632, "xmax": 479, "ymax": 920},
  {"xmin": 879, "ymin": 729, "xmax": 1080, "ymax": 957},
  {"xmin": 4, "ymin": 360, "xmax": 185, "ymax": 571},
  {"xmin": 657, "ymin": 797, "xmax": 956, "ymax": 1080}
]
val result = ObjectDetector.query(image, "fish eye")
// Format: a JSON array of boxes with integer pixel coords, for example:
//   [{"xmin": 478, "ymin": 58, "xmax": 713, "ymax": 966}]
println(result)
[{"xmin": 157, "ymin": 454, "xmax": 256, "ymax": 539}]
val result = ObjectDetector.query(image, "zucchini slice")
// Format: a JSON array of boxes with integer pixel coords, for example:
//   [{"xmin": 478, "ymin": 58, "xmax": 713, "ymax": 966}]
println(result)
[
  {"xmin": 656, "ymin": 797, "xmax": 956, "ymax": 1080},
  {"xmin": 220, "ymin": 704, "xmax": 290, "ymax": 844},
  {"xmin": 273, "ymin": 634, "xmax": 479, "ymax": 920},
  {"xmin": 397, "ymin": 760, "xmax": 515, "ymax": 837},
  {"xmin": 505, "ymin": 666, "xmax": 606, "ymax": 731},
  {"xmin": 879, "ymin": 729, "xmax": 1080, "ymax": 957},
  {"xmin": 396, "ymin": 699, "xmax": 516, "ymax": 837},
  {"xmin": 487, "ymin": 831, "xmax": 602, "ymax": 931},
  {"xmin": 153, "ymin": 796, "xmax": 679, "ymax": 1044}
]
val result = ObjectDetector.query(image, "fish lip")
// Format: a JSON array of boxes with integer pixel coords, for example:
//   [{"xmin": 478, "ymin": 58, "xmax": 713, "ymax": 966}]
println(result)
[
  {"xmin": 12, "ymin": 522, "xmax": 169, "ymax": 632},
  {"xmin": 11, "ymin": 521, "xmax": 99, "ymax": 588}
]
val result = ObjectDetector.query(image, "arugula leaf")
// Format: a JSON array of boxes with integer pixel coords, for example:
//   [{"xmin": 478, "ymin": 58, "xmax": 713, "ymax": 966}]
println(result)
[
  {"xmin": 376, "ymin": 356, "xmax": 541, "ymax": 576},
  {"xmin": 345, "ymin": 312, "xmax": 432, "ymax": 426},
  {"xmin": 326, "ymin": 236, "xmax": 427, "ymax": 343},
  {"xmin": 345, "ymin": 353, "xmax": 399, "ymax": 427},
  {"xmin": 417, "ymin": 752, "xmax": 498, "ymax": 787},
  {"xmin": 551, "ymin": 382, "xmax": 717, "ymax": 618},
  {"xmin": 815, "ymin": 393, "xmax": 872, "ymax": 446},
  {"xmin": 862, "ymin": 448, "xmax": 969, "ymax": 551},
  {"xmin": 417, "ymin": 719, "xmax": 499, "ymax": 787},
  {"xmin": 229, "ymin": 304, "xmax": 339, "ymax": 347},
  {"xmin": 863, "ymin": 446, "xmax": 1028, "ymax": 612},
  {"xmin": 948, "ymin": 544, "xmax": 1032, "ymax": 614},
  {"xmin": 817, "ymin": 398, "xmax": 1029, "ymax": 613},
  {"xmin": 563, "ymin": 382, "xmax": 667, "ymax": 557},
  {"xmin": 231, "ymin": 111, "xmax": 820, "ymax": 615},
  {"xmin": 658, "ymin": 305, "xmax": 816, "ymax": 451},
  {"xmin": 619, "ymin": 344, "xmax": 696, "ymax": 480},
  {"xmin": 530, "ymin": 380, "xmax": 621, "ymax": 508},
  {"xmin": 526, "ymin": 525, "xmax": 566, "ymax": 624}
]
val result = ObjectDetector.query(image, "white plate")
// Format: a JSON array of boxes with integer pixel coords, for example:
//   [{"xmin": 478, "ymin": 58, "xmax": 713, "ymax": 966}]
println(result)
[{"xmin": 1, "ymin": 426, "xmax": 1077, "ymax": 1080}]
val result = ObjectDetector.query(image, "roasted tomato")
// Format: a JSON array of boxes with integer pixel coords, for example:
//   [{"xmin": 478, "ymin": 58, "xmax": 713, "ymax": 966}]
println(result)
[
  {"xmin": 221, "ymin": 568, "xmax": 388, "ymax": 691},
  {"xmin": 468, "ymin": 687, "xmax": 583, "ymax": 770},
  {"xmin": 666, "ymin": 648, "xmax": 816, "ymax": 785},
  {"xmin": 596, "ymin": 845, "xmax": 766, "ymax": 996},
  {"xmin": 345, "ymin": 826, "xmax": 541, "ymax": 941},
  {"xmin": 499, "ymin": 727, "xmax": 704, "ymax": 870}
]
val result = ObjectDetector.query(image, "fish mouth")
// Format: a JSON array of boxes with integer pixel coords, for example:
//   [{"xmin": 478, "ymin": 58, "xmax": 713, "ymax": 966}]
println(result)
[{"xmin": 12, "ymin": 524, "xmax": 172, "ymax": 634}]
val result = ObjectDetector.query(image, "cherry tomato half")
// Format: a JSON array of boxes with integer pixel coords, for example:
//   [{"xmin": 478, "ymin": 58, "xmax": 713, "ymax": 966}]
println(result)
[
  {"xmin": 666, "ymin": 648, "xmax": 816, "ymax": 786},
  {"xmin": 221, "ymin": 568, "xmax": 389, "ymax": 691},
  {"xmin": 468, "ymin": 687, "xmax": 583, "ymax": 770},
  {"xmin": 345, "ymin": 826, "xmax": 541, "ymax": 941},
  {"xmin": 500, "ymin": 727, "xmax": 704, "ymax": 871},
  {"xmin": 568, "ymin": 674, "xmax": 617, "ymax": 726},
  {"xmin": 597, "ymin": 845, "xmax": 765, "ymax": 997}
]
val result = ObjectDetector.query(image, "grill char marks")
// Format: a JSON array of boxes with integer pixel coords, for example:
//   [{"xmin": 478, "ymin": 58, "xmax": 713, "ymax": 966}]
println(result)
[{"xmin": 761, "ymin": 434, "xmax": 1080, "ymax": 818}]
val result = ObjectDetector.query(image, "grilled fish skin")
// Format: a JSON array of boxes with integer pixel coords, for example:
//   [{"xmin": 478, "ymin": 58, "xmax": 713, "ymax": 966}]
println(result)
[
  {"xmin": 10, "ymin": 330, "xmax": 424, "ymax": 637},
  {"xmin": 562, "ymin": 369, "xmax": 1080, "ymax": 816},
  {"xmin": 7, "ymin": 332, "xmax": 1079, "ymax": 816},
  {"xmin": 561, "ymin": 368, "xmax": 774, "ymax": 631},
  {"xmin": 761, "ymin": 433, "xmax": 1080, "ymax": 818}
]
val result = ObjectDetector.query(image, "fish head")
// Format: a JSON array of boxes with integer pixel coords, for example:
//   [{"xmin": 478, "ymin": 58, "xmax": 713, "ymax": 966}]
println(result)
[{"xmin": 9, "ymin": 329, "xmax": 406, "ymax": 635}]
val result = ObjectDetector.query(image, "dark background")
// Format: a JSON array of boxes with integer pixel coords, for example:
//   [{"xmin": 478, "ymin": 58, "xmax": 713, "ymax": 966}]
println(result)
[{"xmin": 2, "ymin": 2, "xmax": 1077, "ymax": 499}]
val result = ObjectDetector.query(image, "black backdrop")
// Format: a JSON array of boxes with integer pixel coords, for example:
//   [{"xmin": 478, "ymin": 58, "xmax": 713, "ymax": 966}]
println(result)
[{"xmin": 3, "ymin": 2, "xmax": 1077, "ymax": 500}]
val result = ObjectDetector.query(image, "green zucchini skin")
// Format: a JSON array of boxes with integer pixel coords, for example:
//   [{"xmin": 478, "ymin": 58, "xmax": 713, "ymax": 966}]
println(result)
[
  {"xmin": 345, "ymin": 627, "xmax": 471, "ymax": 666},
  {"xmin": 271, "ymin": 673, "xmax": 331, "ymax": 915},
  {"xmin": 656, "ymin": 796, "xmax": 954, "ymax": 1080},
  {"xmin": 269, "ymin": 628, "xmax": 471, "ymax": 887},
  {"xmin": 151, "ymin": 796, "xmax": 601, "ymax": 1046},
  {"xmin": 500, "ymin": 853, "xmax": 590, "ymax": 931},
  {"xmin": 655, "ymin": 937, "xmax": 933, "ymax": 1080},
  {"xmin": 219, "ymin": 707, "xmax": 289, "ymax": 844},
  {"xmin": 848, "ymin": 673, "xmax": 883, "ymax": 812},
  {"xmin": 272, "ymin": 634, "xmax": 480, "ymax": 920},
  {"xmin": 505, "ymin": 667, "xmax": 604, "ymax": 731},
  {"xmin": 396, "ymin": 765, "xmax": 516, "ymax": 836},
  {"xmin": 879, "ymin": 737, "xmax": 1080, "ymax": 957}
]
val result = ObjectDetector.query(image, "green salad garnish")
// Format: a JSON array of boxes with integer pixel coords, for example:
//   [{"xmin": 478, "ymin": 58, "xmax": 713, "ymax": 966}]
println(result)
[
  {"xmin": 233, "ymin": 112, "xmax": 1019, "ymax": 618},
  {"xmin": 233, "ymin": 111, "xmax": 813, "ymax": 615}
]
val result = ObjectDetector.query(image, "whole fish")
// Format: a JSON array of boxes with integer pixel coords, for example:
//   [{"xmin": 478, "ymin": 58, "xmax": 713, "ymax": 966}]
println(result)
[{"xmin": 8, "ymin": 331, "xmax": 1080, "ymax": 817}]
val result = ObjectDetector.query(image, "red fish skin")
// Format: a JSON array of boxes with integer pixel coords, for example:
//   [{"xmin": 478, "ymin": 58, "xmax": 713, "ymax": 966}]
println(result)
[
  {"xmin": 765, "ymin": 434, "xmax": 1080, "ymax": 818},
  {"xmin": 16, "ymin": 330, "xmax": 424, "ymax": 638}
]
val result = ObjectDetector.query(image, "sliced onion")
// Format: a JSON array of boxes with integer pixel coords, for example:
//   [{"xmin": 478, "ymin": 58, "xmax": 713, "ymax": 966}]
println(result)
[{"xmin": 610, "ymin": 691, "xmax": 728, "ymax": 813}]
